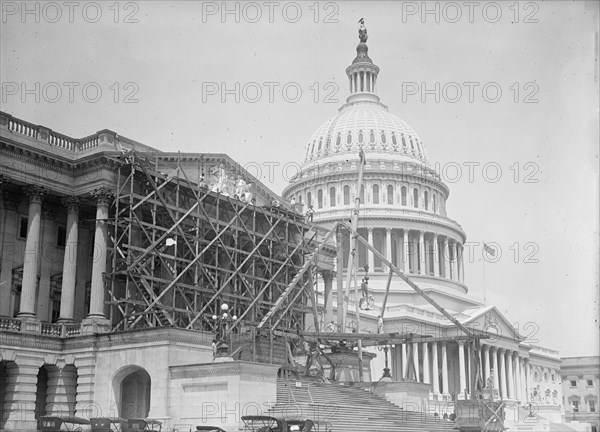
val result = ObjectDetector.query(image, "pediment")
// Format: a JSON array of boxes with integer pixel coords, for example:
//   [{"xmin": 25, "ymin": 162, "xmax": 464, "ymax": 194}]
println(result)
[{"xmin": 462, "ymin": 306, "xmax": 522, "ymax": 342}]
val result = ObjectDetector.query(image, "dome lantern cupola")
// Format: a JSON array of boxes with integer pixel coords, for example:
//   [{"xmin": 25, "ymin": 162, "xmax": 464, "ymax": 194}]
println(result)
[{"xmin": 345, "ymin": 19, "xmax": 381, "ymax": 104}]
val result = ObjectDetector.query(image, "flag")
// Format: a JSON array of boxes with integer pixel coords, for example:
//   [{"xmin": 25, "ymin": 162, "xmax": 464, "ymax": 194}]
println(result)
[
  {"xmin": 359, "ymin": 148, "xmax": 366, "ymax": 165},
  {"xmin": 483, "ymin": 242, "xmax": 496, "ymax": 256},
  {"xmin": 165, "ymin": 237, "xmax": 177, "ymax": 247}
]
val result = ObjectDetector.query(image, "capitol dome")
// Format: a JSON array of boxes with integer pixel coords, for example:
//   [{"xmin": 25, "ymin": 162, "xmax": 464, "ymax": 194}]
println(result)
[
  {"xmin": 283, "ymin": 24, "xmax": 471, "ymax": 313},
  {"xmin": 303, "ymin": 98, "xmax": 428, "ymax": 167},
  {"xmin": 301, "ymin": 32, "xmax": 428, "ymax": 168}
]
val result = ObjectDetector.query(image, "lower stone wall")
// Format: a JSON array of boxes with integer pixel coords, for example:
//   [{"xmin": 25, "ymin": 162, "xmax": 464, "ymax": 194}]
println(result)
[{"xmin": 169, "ymin": 361, "xmax": 280, "ymax": 431}]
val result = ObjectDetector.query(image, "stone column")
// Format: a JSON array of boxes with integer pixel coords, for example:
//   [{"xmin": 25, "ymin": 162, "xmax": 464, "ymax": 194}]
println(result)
[
  {"xmin": 401, "ymin": 343, "xmax": 408, "ymax": 379},
  {"xmin": 391, "ymin": 345, "xmax": 401, "ymax": 379},
  {"xmin": 85, "ymin": 188, "xmax": 113, "ymax": 327},
  {"xmin": 452, "ymin": 242, "xmax": 458, "ymax": 280},
  {"xmin": 466, "ymin": 342, "xmax": 472, "ymax": 396},
  {"xmin": 499, "ymin": 348, "xmax": 506, "ymax": 399},
  {"xmin": 321, "ymin": 270, "xmax": 335, "ymax": 325},
  {"xmin": 385, "ymin": 228, "xmax": 392, "ymax": 271},
  {"xmin": 524, "ymin": 358, "xmax": 531, "ymax": 402},
  {"xmin": 367, "ymin": 228, "xmax": 374, "ymax": 272},
  {"xmin": 432, "ymin": 342, "xmax": 440, "ymax": 393},
  {"xmin": 0, "ymin": 188, "xmax": 19, "ymax": 317},
  {"xmin": 506, "ymin": 350, "xmax": 514, "ymax": 399},
  {"xmin": 418, "ymin": 231, "xmax": 425, "ymax": 275},
  {"xmin": 441, "ymin": 342, "xmax": 449, "ymax": 395},
  {"xmin": 483, "ymin": 344, "xmax": 491, "ymax": 383},
  {"xmin": 479, "ymin": 345, "xmax": 484, "ymax": 382},
  {"xmin": 458, "ymin": 341, "xmax": 466, "ymax": 397},
  {"xmin": 412, "ymin": 342, "xmax": 420, "ymax": 382},
  {"xmin": 515, "ymin": 354, "xmax": 522, "ymax": 401},
  {"xmin": 491, "ymin": 346, "xmax": 499, "ymax": 393},
  {"xmin": 432, "ymin": 234, "xmax": 439, "ymax": 277},
  {"xmin": 443, "ymin": 237, "xmax": 450, "ymax": 278},
  {"xmin": 422, "ymin": 342, "xmax": 430, "ymax": 384},
  {"xmin": 403, "ymin": 230, "xmax": 410, "ymax": 273},
  {"xmin": 58, "ymin": 197, "xmax": 80, "ymax": 322},
  {"xmin": 19, "ymin": 185, "xmax": 47, "ymax": 319}
]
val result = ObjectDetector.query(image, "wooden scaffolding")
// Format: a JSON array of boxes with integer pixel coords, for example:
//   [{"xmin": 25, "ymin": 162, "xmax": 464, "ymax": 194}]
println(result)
[{"xmin": 104, "ymin": 152, "xmax": 318, "ymax": 356}]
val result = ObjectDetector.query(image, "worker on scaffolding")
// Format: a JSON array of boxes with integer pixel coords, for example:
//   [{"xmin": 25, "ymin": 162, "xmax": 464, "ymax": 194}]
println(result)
[
  {"xmin": 305, "ymin": 205, "xmax": 314, "ymax": 223},
  {"xmin": 361, "ymin": 276, "xmax": 370, "ymax": 299}
]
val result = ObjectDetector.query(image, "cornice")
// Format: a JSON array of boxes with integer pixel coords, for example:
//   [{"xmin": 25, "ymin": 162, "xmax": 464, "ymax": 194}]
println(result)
[{"xmin": 312, "ymin": 213, "xmax": 466, "ymax": 241}]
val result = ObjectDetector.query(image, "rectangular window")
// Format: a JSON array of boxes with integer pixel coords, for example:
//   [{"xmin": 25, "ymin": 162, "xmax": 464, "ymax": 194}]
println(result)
[
  {"xmin": 544, "ymin": 372, "xmax": 548, "ymax": 381},
  {"xmin": 587, "ymin": 379, "xmax": 594, "ymax": 387},
  {"xmin": 589, "ymin": 400, "xmax": 596, "ymax": 413},
  {"xmin": 570, "ymin": 380, "xmax": 578, "ymax": 387},
  {"xmin": 18, "ymin": 217, "xmax": 29, "ymax": 238},
  {"xmin": 572, "ymin": 401, "xmax": 579, "ymax": 412},
  {"xmin": 57, "ymin": 226, "xmax": 67, "ymax": 247}
]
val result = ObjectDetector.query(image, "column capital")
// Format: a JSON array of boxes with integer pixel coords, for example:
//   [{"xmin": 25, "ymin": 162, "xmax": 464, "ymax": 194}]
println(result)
[
  {"xmin": 61, "ymin": 196, "xmax": 81, "ymax": 214},
  {"xmin": 490, "ymin": 345, "xmax": 497, "ymax": 353},
  {"xmin": 91, "ymin": 187, "xmax": 114, "ymax": 206},
  {"xmin": 23, "ymin": 185, "xmax": 48, "ymax": 204},
  {"xmin": 320, "ymin": 270, "xmax": 335, "ymax": 282},
  {"xmin": 385, "ymin": 227, "xmax": 392, "ymax": 233},
  {"xmin": 367, "ymin": 227, "xmax": 374, "ymax": 233},
  {"xmin": 458, "ymin": 340, "xmax": 465, "ymax": 347},
  {"xmin": 483, "ymin": 344, "xmax": 490, "ymax": 352}
]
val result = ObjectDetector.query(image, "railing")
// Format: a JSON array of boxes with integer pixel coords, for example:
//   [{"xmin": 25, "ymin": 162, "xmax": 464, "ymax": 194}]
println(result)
[
  {"xmin": 48, "ymin": 131, "xmax": 77, "ymax": 150},
  {"xmin": 3, "ymin": 112, "xmax": 104, "ymax": 152},
  {"xmin": 41, "ymin": 322, "xmax": 62, "ymax": 336},
  {"xmin": 65, "ymin": 324, "xmax": 82, "ymax": 336},
  {"xmin": 0, "ymin": 316, "xmax": 83, "ymax": 337},
  {"xmin": 0, "ymin": 316, "xmax": 22, "ymax": 331},
  {"xmin": 8, "ymin": 118, "xmax": 37, "ymax": 139}
]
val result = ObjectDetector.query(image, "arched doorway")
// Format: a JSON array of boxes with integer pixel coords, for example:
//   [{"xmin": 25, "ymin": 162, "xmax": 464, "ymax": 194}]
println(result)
[{"xmin": 116, "ymin": 368, "xmax": 151, "ymax": 419}]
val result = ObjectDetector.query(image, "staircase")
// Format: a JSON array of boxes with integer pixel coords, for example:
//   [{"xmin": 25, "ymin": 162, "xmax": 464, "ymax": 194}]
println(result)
[{"xmin": 268, "ymin": 378, "xmax": 457, "ymax": 432}]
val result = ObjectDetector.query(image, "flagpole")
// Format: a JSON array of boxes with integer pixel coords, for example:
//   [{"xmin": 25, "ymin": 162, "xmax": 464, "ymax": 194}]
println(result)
[{"xmin": 482, "ymin": 257, "xmax": 487, "ymax": 306}]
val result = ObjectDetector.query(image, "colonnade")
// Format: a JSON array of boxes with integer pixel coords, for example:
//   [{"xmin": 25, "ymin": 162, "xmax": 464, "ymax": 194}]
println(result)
[
  {"xmin": 346, "ymin": 227, "xmax": 464, "ymax": 282},
  {"xmin": 349, "ymin": 69, "xmax": 377, "ymax": 94},
  {"xmin": 13, "ymin": 185, "xmax": 113, "ymax": 324},
  {"xmin": 391, "ymin": 340, "xmax": 532, "ymax": 402}
]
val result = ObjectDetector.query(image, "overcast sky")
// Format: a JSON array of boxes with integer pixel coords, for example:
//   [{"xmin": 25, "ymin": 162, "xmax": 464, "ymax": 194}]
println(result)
[{"xmin": 1, "ymin": 1, "xmax": 598, "ymax": 357}]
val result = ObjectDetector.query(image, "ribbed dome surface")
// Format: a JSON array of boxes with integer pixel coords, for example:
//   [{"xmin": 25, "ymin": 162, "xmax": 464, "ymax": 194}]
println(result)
[{"xmin": 302, "ymin": 101, "xmax": 428, "ymax": 166}]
